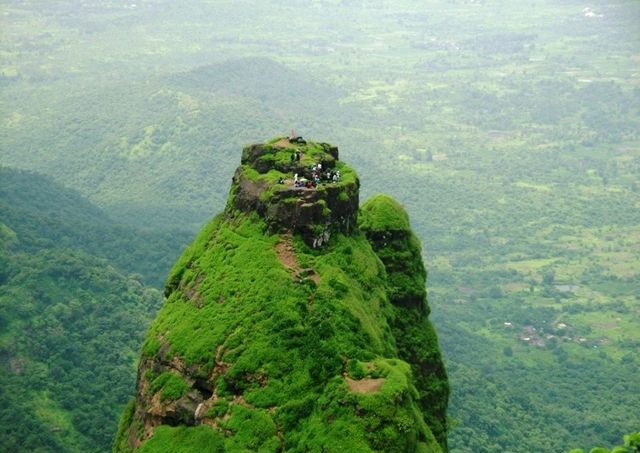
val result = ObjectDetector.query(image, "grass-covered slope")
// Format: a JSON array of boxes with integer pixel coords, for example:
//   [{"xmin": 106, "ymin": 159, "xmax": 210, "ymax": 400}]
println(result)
[
  {"xmin": 114, "ymin": 139, "xmax": 448, "ymax": 452},
  {"xmin": 360, "ymin": 194, "xmax": 450, "ymax": 450}
]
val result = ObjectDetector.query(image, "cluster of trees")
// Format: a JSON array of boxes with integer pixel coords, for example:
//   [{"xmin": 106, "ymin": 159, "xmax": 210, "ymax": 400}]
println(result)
[
  {"xmin": 0, "ymin": 168, "xmax": 170, "ymax": 452},
  {"xmin": 568, "ymin": 433, "xmax": 640, "ymax": 453}
]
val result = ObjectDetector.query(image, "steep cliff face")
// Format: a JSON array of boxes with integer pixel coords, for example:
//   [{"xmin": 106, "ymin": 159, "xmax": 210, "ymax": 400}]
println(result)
[
  {"xmin": 360, "ymin": 195, "xmax": 450, "ymax": 450},
  {"xmin": 113, "ymin": 137, "xmax": 449, "ymax": 453},
  {"xmin": 229, "ymin": 137, "xmax": 359, "ymax": 247}
]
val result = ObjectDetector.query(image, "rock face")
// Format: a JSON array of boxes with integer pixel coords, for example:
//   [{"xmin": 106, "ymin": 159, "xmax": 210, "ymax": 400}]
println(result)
[
  {"xmin": 113, "ymin": 137, "xmax": 449, "ymax": 453},
  {"xmin": 230, "ymin": 137, "xmax": 359, "ymax": 247},
  {"xmin": 360, "ymin": 195, "xmax": 450, "ymax": 448}
]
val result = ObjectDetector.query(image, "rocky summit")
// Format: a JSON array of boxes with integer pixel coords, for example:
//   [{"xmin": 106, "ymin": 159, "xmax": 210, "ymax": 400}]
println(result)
[
  {"xmin": 230, "ymin": 136, "xmax": 359, "ymax": 247},
  {"xmin": 113, "ymin": 136, "xmax": 449, "ymax": 453}
]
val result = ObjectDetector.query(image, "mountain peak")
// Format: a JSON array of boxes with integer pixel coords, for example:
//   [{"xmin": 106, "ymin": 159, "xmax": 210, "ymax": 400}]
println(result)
[
  {"xmin": 229, "ymin": 136, "xmax": 359, "ymax": 247},
  {"xmin": 114, "ymin": 138, "xmax": 448, "ymax": 453}
]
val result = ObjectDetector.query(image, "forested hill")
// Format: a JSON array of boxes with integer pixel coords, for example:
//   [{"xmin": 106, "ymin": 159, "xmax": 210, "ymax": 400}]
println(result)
[
  {"xmin": 0, "ymin": 167, "xmax": 189, "ymax": 287},
  {"xmin": 114, "ymin": 138, "xmax": 449, "ymax": 453},
  {"xmin": 0, "ymin": 167, "xmax": 180, "ymax": 452},
  {"xmin": 170, "ymin": 57, "xmax": 344, "ymax": 115}
]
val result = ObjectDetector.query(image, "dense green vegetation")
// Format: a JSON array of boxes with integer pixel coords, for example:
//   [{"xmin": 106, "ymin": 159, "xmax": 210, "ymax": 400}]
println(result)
[
  {"xmin": 0, "ymin": 168, "xmax": 174, "ymax": 452},
  {"xmin": 568, "ymin": 433, "xmax": 640, "ymax": 453},
  {"xmin": 0, "ymin": 248, "xmax": 158, "ymax": 452},
  {"xmin": 2, "ymin": 0, "xmax": 639, "ymax": 452},
  {"xmin": 115, "ymin": 175, "xmax": 447, "ymax": 452},
  {"xmin": 361, "ymin": 194, "xmax": 449, "ymax": 448},
  {"xmin": 0, "ymin": 168, "xmax": 191, "ymax": 287}
]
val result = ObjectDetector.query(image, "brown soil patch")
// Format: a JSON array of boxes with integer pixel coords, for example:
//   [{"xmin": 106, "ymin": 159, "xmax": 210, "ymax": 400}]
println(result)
[
  {"xmin": 274, "ymin": 138, "xmax": 293, "ymax": 148},
  {"xmin": 307, "ymin": 271, "xmax": 320, "ymax": 285},
  {"xmin": 274, "ymin": 235, "xmax": 322, "ymax": 285},
  {"xmin": 211, "ymin": 345, "xmax": 230, "ymax": 378},
  {"xmin": 169, "ymin": 356, "xmax": 188, "ymax": 373},
  {"xmin": 232, "ymin": 395, "xmax": 253, "ymax": 408},
  {"xmin": 238, "ymin": 176, "xmax": 267, "ymax": 200},
  {"xmin": 275, "ymin": 235, "xmax": 299, "ymax": 271},
  {"xmin": 345, "ymin": 376, "xmax": 385, "ymax": 394},
  {"xmin": 215, "ymin": 344, "xmax": 224, "ymax": 362}
]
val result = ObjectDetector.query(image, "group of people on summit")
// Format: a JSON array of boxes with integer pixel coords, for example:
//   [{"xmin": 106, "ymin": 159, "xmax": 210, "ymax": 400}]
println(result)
[
  {"xmin": 276, "ymin": 149, "xmax": 341, "ymax": 189},
  {"xmin": 293, "ymin": 165, "xmax": 341, "ymax": 188}
]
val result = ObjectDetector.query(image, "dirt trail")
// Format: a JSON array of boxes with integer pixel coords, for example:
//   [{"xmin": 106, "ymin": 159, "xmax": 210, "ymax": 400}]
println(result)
[
  {"xmin": 275, "ymin": 234, "xmax": 299, "ymax": 270},
  {"xmin": 274, "ymin": 234, "xmax": 320, "ymax": 284}
]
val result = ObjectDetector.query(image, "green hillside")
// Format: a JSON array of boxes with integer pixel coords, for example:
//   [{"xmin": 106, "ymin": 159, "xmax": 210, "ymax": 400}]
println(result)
[
  {"xmin": 0, "ymin": 168, "xmax": 171, "ymax": 452},
  {"xmin": 568, "ymin": 433, "xmax": 640, "ymax": 453},
  {"xmin": 0, "ymin": 248, "xmax": 159, "ymax": 452},
  {"xmin": 0, "ymin": 167, "xmax": 190, "ymax": 287},
  {"xmin": 114, "ymin": 138, "xmax": 449, "ymax": 452}
]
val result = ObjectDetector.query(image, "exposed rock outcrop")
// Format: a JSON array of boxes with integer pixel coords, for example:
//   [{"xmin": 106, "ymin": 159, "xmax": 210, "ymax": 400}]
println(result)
[{"xmin": 229, "ymin": 137, "xmax": 359, "ymax": 247}]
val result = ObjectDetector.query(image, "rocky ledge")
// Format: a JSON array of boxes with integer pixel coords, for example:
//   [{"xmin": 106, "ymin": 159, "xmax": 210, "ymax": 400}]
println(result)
[{"xmin": 228, "ymin": 136, "xmax": 359, "ymax": 247}]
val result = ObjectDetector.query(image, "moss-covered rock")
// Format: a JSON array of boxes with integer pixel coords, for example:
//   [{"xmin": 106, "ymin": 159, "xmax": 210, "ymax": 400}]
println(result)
[
  {"xmin": 360, "ymin": 194, "xmax": 450, "ymax": 450},
  {"xmin": 359, "ymin": 193, "xmax": 412, "ymax": 233},
  {"xmin": 230, "ymin": 137, "xmax": 359, "ymax": 247},
  {"xmin": 113, "ymin": 138, "xmax": 448, "ymax": 453}
]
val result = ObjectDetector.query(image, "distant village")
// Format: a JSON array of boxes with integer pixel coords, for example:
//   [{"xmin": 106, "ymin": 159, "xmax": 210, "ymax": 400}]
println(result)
[{"xmin": 503, "ymin": 321, "xmax": 602, "ymax": 349}]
